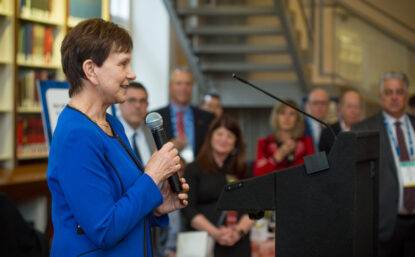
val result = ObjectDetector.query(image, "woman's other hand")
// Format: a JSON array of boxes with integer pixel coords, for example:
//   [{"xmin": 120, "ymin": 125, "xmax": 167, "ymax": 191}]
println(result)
[
  {"xmin": 154, "ymin": 177, "xmax": 189, "ymax": 216},
  {"xmin": 145, "ymin": 142, "xmax": 180, "ymax": 185}
]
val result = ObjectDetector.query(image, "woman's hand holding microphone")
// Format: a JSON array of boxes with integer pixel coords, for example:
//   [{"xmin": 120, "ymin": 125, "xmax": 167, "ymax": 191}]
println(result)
[{"xmin": 145, "ymin": 142, "xmax": 189, "ymax": 216}]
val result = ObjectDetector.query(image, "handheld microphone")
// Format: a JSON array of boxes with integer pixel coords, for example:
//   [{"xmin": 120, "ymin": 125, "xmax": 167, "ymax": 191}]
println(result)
[
  {"xmin": 145, "ymin": 112, "xmax": 182, "ymax": 193},
  {"xmin": 232, "ymin": 74, "xmax": 337, "ymax": 140}
]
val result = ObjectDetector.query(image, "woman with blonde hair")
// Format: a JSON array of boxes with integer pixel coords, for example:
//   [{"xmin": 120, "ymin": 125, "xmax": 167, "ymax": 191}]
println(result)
[{"xmin": 254, "ymin": 99, "xmax": 314, "ymax": 177}]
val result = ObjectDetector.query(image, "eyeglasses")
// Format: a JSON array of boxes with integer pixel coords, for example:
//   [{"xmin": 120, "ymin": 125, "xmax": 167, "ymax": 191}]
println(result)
[
  {"xmin": 125, "ymin": 98, "xmax": 147, "ymax": 105},
  {"xmin": 309, "ymin": 101, "xmax": 329, "ymax": 106},
  {"xmin": 382, "ymin": 89, "xmax": 406, "ymax": 96}
]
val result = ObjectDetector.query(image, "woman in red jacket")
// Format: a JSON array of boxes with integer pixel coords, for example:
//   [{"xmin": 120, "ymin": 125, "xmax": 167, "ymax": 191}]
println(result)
[{"xmin": 254, "ymin": 99, "xmax": 314, "ymax": 177}]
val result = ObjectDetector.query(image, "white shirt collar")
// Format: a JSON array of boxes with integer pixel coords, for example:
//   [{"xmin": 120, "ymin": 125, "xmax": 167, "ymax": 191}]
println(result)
[{"xmin": 382, "ymin": 111, "xmax": 406, "ymax": 126}]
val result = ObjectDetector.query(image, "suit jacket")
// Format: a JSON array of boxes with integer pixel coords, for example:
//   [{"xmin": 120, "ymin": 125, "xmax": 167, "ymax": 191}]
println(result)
[
  {"xmin": 318, "ymin": 122, "xmax": 342, "ymax": 154},
  {"xmin": 153, "ymin": 105, "xmax": 215, "ymax": 156},
  {"xmin": 352, "ymin": 112, "xmax": 415, "ymax": 241}
]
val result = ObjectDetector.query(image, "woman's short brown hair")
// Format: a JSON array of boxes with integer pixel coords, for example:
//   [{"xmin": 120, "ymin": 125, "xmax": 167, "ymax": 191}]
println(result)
[
  {"xmin": 61, "ymin": 18, "xmax": 133, "ymax": 97},
  {"xmin": 197, "ymin": 114, "xmax": 247, "ymax": 180},
  {"xmin": 269, "ymin": 99, "xmax": 305, "ymax": 140}
]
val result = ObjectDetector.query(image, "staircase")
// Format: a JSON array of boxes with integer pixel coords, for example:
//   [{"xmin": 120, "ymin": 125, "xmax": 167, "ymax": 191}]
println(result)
[{"xmin": 163, "ymin": 0, "xmax": 309, "ymax": 107}]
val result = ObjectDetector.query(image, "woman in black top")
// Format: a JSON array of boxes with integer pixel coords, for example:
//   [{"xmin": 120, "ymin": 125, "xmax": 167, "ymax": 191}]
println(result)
[{"xmin": 182, "ymin": 115, "xmax": 254, "ymax": 257}]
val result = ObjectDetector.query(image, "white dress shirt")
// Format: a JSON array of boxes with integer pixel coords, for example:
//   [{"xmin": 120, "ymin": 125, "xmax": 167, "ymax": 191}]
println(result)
[
  {"xmin": 383, "ymin": 111, "xmax": 415, "ymax": 214},
  {"xmin": 119, "ymin": 118, "xmax": 152, "ymax": 165}
]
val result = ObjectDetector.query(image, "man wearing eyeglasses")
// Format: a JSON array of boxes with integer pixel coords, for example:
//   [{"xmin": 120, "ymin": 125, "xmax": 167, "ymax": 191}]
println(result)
[
  {"xmin": 353, "ymin": 72, "xmax": 415, "ymax": 257},
  {"xmin": 304, "ymin": 88, "xmax": 330, "ymax": 151},
  {"xmin": 118, "ymin": 82, "xmax": 156, "ymax": 165}
]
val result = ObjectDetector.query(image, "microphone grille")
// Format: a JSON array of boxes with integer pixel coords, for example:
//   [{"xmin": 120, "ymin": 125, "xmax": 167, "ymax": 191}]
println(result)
[{"xmin": 145, "ymin": 112, "xmax": 163, "ymax": 129}]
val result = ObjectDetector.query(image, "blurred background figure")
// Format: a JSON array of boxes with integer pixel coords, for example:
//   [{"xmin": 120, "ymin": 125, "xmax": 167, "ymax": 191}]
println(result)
[
  {"xmin": 153, "ymin": 67, "xmax": 215, "ymax": 162},
  {"xmin": 182, "ymin": 115, "xmax": 254, "ymax": 257},
  {"xmin": 200, "ymin": 93, "xmax": 223, "ymax": 117},
  {"xmin": 304, "ymin": 88, "xmax": 330, "ymax": 151},
  {"xmin": 254, "ymin": 100, "xmax": 314, "ymax": 177},
  {"xmin": 319, "ymin": 90, "xmax": 364, "ymax": 153},
  {"xmin": 409, "ymin": 94, "xmax": 415, "ymax": 116},
  {"xmin": 118, "ymin": 82, "xmax": 156, "ymax": 165}
]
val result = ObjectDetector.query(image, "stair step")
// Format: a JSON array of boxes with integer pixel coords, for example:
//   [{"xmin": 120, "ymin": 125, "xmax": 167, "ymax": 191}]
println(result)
[
  {"xmin": 194, "ymin": 45, "xmax": 288, "ymax": 54},
  {"xmin": 201, "ymin": 62, "xmax": 292, "ymax": 72},
  {"xmin": 186, "ymin": 26, "xmax": 283, "ymax": 36},
  {"xmin": 178, "ymin": 6, "xmax": 277, "ymax": 16},
  {"xmin": 216, "ymin": 79, "xmax": 299, "ymax": 88}
]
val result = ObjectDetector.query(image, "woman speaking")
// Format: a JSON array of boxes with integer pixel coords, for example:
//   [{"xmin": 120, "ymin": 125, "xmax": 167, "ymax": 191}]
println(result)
[{"xmin": 47, "ymin": 18, "xmax": 188, "ymax": 257}]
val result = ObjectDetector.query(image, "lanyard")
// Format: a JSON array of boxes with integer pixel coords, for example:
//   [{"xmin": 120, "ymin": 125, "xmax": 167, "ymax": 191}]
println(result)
[{"xmin": 383, "ymin": 114, "xmax": 414, "ymax": 158}]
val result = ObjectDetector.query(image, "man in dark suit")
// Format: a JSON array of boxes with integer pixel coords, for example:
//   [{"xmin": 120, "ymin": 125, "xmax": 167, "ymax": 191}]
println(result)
[
  {"xmin": 352, "ymin": 72, "xmax": 415, "ymax": 257},
  {"xmin": 153, "ymin": 67, "xmax": 215, "ymax": 162},
  {"xmin": 319, "ymin": 89, "xmax": 363, "ymax": 153},
  {"xmin": 304, "ymin": 88, "xmax": 330, "ymax": 151}
]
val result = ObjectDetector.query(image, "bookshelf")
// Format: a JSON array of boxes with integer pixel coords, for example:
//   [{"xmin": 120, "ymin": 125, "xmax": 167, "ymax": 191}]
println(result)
[
  {"xmin": 0, "ymin": 0, "xmax": 109, "ymax": 169},
  {"xmin": 0, "ymin": 0, "xmax": 14, "ymax": 169}
]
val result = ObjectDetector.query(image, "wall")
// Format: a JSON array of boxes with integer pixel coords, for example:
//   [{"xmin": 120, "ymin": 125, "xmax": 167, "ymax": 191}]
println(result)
[{"xmin": 130, "ymin": 0, "xmax": 170, "ymax": 110}]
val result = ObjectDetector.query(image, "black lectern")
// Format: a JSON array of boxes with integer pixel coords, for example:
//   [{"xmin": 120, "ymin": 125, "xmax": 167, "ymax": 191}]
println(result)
[{"xmin": 217, "ymin": 132, "xmax": 379, "ymax": 257}]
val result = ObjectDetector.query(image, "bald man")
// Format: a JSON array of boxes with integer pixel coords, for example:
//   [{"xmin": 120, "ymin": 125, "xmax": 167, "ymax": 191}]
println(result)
[
  {"xmin": 304, "ymin": 88, "xmax": 330, "ymax": 151},
  {"xmin": 319, "ymin": 90, "xmax": 363, "ymax": 153}
]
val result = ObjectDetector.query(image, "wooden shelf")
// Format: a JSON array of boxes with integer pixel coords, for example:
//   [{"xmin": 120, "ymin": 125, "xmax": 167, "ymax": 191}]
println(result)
[
  {"xmin": 17, "ymin": 106, "xmax": 42, "ymax": 114},
  {"xmin": 0, "ymin": 108, "xmax": 12, "ymax": 112},
  {"xmin": 0, "ymin": 9, "xmax": 12, "ymax": 17},
  {"xmin": 17, "ymin": 61, "xmax": 61, "ymax": 69},
  {"xmin": 19, "ymin": 14, "xmax": 63, "ymax": 26},
  {"xmin": 17, "ymin": 152, "xmax": 49, "ymax": 160}
]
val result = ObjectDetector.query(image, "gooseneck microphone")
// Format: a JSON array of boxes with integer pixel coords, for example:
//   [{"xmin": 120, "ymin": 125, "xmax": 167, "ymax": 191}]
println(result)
[
  {"xmin": 145, "ymin": 112, "xmax": 182, "ymax": 193},
  {"xmin": 232, "ymin": 74, "xmax": 337, "ymax": 140}
]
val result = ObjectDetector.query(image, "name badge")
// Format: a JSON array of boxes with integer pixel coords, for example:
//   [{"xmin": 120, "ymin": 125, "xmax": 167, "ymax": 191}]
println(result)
[
  {"xmin": 400, "ymin": 161, "xmax": 415, "ymax": 188},
  {"xmin": 180, "ymin": 145, "xmax": 194, "ymax": 163}
]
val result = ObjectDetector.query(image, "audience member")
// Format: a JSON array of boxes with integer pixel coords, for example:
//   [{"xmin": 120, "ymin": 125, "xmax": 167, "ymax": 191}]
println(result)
[
  {"xmin": 153, "ymin": 67, "xmax": 215, "ymax": 162},
  {"xmin": 409, "ymin": 94, "xmax": 415, "ymax": 116},
  {"xmin": 118, "ymin": 82, "xmax": 156, "ymax": 164},
  {"xmin": 304, "ymin": 88, "xmax": 330, "ymax": 151},
  {"xmin": 319, "ymin": 89, "xmax": 363, "ymax": 153},
  {"xmin": 200, "ymin": 93, "xmax": 223, "ymax": 117},
  {"xmin": 352, "ymin": 71, "xmax": 415, "ymax": 257},
  {"xmin": 182, "ymin": 115, "xmax": 255, "ymax": 257},
  {"xmin": 254, "ymin": 99, "xmax": 314, "ymax": 177}
]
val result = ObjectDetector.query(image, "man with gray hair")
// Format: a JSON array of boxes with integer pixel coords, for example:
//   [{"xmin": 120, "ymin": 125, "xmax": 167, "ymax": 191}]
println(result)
[{"xmin": 353, "ymin": 71, "xmax": 415, "ymax": 257}]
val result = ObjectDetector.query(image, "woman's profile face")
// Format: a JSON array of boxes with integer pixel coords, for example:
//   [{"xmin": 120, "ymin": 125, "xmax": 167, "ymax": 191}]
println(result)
[
  {"xmin": 94, "ymin": 50, "xmax": 136, "ymax": 104},
  {"xmin": 211, "ymin": 126, "xmax": 236, "ymax": 157},
  {"xmin": 277, "ymin": 107, "xmax": 297, "ymax": 132}
]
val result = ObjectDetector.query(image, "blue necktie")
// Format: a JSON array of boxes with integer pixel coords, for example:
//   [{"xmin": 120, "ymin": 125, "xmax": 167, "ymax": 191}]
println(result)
[{"xmin": 131, "ymin": 132, "xmax": 142, "ymax": 163}]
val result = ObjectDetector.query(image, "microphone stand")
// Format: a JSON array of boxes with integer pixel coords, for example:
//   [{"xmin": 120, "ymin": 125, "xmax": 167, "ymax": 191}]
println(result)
[{"xmin": 232, "ymin": 74, "xmax": 337, "ymax": 140}]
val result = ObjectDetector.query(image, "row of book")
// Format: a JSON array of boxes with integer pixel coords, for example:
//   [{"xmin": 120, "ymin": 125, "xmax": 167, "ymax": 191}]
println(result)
[
  {"xmin": 17, "ymin": 116, "xmax": 48, "ymax": 158},
  {"xmin": 20, "ymin": 0, "xmax": 102, "ymax": 19},
  {"xmin": 18, "ymin": 23, "xmax": 54, "ymax": 65},
  {"xmin": 17, "ymin": 69, "xmax": 55, "ymax": 109},
  {"xmin": 20, "ymin": 0, "xmax": 53, "ymax": 18}
]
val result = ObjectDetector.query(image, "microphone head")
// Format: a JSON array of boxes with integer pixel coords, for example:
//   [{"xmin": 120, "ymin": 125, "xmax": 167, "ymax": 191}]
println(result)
[{"xmin": 145, "ymin": 112, "xmax": 163, "ymax": 130}]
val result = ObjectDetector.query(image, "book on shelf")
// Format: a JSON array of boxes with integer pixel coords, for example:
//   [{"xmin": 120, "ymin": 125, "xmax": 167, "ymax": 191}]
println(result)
[
  {"xmin": 69, "ymin": 0, "xmax": 101, "ymax": 19},
  {"xmin": 17, "ymin": 115, "xmax": 48, "ymax": 158},
  {"xmin": 18, "ymin": 23, "xmax": 55, "ymax": 65},
  {"xmin": 20, "ymin": 0, "xmax": 52, "ymax": 18},
  {"xmin": 18, "ymin": 69, "xmax": 55, "ymax": 109}
]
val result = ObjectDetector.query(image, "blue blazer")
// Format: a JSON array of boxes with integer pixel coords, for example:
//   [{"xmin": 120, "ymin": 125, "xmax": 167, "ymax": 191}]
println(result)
[{"xmin": 47, "ymin": 106, "xmax": 168, "ymax": 257}]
